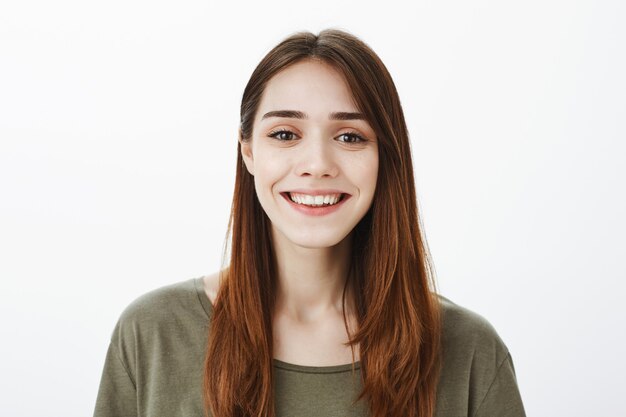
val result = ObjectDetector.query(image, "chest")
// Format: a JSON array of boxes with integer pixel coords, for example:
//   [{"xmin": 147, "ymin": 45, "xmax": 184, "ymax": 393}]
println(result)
[{"xmin": 272, "ymin": 314, "xmax": 360, "ymax": 366}]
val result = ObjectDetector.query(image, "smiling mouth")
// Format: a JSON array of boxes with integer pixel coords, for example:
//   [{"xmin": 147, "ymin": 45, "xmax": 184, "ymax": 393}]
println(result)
[{"xmin": 280, "ymin": 192, "xmax": 349, "ymax": 207}]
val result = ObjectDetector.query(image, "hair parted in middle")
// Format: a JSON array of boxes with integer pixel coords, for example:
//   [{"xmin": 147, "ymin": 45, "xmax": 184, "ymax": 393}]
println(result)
[{"xmin": 203, "ymin": 28, "xmax": 442, "ymax": 417}]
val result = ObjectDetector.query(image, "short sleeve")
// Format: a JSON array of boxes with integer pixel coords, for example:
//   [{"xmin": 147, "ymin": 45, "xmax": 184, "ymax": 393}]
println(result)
[
  {"xmin": 473, "ymin": 353, "xmax": 526, "ymax": 417},
  {"xmin": 93, "ymin": 342, "xmax": 138, "ymax": 417}
]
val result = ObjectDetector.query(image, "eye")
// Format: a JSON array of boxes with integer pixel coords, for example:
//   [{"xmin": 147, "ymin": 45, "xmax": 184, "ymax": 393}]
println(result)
[
  {"xmin": 337, "ymin": 131, "xmax": 367, "ymax": 144},
  {"xmin": 267, "ymin": 129, "xmax": 298, "ymax": 141}
]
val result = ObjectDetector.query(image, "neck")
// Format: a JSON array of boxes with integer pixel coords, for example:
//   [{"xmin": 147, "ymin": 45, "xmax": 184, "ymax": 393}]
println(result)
[{"xmin": 271, "ymin": 228, "xmax": 355, "ymax": 324}]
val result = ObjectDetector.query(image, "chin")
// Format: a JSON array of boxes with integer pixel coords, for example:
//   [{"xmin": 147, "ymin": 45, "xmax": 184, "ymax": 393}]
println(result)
[
  {"xmin": 294, "ymin": 241, "xmax": 342, "ymax": 250},
  {"xmin": 288, "ymin": 232, "xmax": 350, "ymax": 250}
]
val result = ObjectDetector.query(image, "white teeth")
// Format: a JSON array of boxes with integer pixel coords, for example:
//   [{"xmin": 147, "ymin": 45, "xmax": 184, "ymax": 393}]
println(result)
[{"xmin": 288, "ymin": 193, "xmax": 343, "ymax": 207}]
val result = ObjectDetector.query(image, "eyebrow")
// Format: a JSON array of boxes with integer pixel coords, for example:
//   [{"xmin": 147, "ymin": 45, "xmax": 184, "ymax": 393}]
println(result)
[{"xmin": 261, "ymin": 110, "xmax": 366, "ymax": 121}]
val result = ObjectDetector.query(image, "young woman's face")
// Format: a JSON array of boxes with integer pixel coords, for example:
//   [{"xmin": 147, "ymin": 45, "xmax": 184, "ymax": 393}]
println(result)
[{"xmin": 240, "ymin": 59, "xmax": 379, "ymax": 249}]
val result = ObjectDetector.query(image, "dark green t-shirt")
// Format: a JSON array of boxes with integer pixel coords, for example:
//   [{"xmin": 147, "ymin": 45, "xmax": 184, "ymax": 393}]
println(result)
[{"xmin": 93, "ymin": 277, "xmax": 526, "ymax": 416}]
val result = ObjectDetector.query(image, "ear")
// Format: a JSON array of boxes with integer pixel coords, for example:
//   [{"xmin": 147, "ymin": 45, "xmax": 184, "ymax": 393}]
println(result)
[{"xmin": 239, "ymin": 129, "xmax": 254, "ymax": 176}]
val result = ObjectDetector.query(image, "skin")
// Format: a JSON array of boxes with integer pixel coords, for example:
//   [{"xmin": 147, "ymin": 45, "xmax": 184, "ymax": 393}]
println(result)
[{"xmin": 205, "ymin": 58, "xmax": 379, "ymax": 365}]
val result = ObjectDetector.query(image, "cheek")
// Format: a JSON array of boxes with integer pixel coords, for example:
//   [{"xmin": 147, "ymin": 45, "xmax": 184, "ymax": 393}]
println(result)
[
  {"xmin": 351, "ymin": 151, "xmax": 379, "ymax": 193},
  {"xmin": 366, "ymin": 167, "xmax": 379, "ymax": 200},
  {"xmin": 253, "ymin": 149, "xmax": 289, "ymax": 191}
]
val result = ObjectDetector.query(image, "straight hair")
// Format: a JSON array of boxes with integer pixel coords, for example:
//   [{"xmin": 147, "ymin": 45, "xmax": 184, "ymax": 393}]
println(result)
[{"xmin": 203, "ymin": 28, "xmax": 442, "ymax": 417}]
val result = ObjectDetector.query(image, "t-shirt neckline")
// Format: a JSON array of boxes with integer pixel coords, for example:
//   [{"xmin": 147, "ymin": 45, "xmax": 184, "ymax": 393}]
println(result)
[{"xmin": 192, "ymin": 276, "xmax": 362, "ymax": 374}]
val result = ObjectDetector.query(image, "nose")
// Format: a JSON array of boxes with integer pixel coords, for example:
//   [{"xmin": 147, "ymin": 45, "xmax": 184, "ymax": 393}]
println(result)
[{"xmin": 294, "ymin": 133, "xmax": 339, "ymax": 178}]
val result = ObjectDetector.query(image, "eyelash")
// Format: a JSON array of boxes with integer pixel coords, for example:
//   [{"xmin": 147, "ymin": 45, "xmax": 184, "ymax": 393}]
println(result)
[{"xmin": 267, "ymin": 129, "xmax": 367, "ymax": 144}]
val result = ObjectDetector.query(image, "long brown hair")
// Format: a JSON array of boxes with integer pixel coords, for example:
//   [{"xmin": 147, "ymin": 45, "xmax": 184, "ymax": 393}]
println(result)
[{"xmin": 203, "ymin": 28, "xmax": 442, "ymax": 417}]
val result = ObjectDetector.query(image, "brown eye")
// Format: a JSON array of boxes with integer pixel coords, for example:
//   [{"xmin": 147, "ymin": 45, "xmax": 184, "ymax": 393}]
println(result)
[
  {"xmin": 268, "ymin": 129, "xmax": 297, "ymax": 141},
  {"xmin": 337, "ymin": 132, "xmax": 366, "ymax": 144}
]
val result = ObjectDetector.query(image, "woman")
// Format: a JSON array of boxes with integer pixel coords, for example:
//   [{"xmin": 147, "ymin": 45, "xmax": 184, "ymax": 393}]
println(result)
[{"xmin": 94, "ymin": 29, "xmax": 526, "ymax": 417}]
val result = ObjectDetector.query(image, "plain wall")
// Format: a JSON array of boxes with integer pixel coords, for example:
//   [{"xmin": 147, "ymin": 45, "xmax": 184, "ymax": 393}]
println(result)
[{"xmin": 1, "ymin": 0, "xmax": 624, "ymax": 416}]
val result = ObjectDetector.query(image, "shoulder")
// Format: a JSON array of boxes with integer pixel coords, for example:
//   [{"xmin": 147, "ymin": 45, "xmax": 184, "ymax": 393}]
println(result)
[
  {"xmin": 109, "ymin": 277, "xmax": 207, "ymax": 357},
  {"xmin": 104, "ymin": 277, "xmax": 211, "ymax": 388},
  {"xmin": 115, "ymin": 278, "xmax": 198, "ymax": 330},
  {"xmin": 202, "ymin": 270, "xmax": 221, "ymax": 306},
  {"xmin": 437, "ymin": 293, "xmax": 509, "ymax": 361},
  {"xmin": 435, "ymin": 294, "xmax": 521, "ymax": 415},
  {"xmin": 436, "ymin": 293, "xmax": 513, "ymax": 378}
]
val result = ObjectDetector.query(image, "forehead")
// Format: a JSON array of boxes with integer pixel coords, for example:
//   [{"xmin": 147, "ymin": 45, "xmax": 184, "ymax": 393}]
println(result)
[{"xmin": 257, "ymin": 60, "xmax": 359, "ymax": 117}]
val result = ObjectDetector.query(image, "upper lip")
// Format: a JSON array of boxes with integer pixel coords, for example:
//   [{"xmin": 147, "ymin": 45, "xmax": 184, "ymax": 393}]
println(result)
[{"xmin": 282, "ymin": 189, "xmax": 350, "ymax": 196}]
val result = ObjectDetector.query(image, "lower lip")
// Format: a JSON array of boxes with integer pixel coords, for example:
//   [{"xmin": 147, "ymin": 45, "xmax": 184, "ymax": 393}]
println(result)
[{"xmin": 281, "ymin": 193, "xmax": 351, "ymax": 216}]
